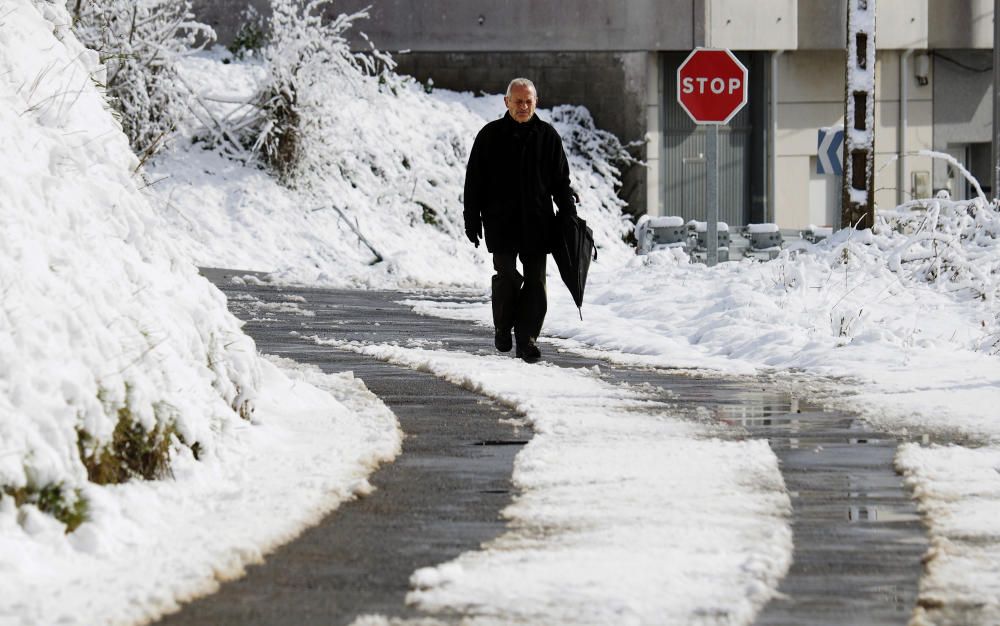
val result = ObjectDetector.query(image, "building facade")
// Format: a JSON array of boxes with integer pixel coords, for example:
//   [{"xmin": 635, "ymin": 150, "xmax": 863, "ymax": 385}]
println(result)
[{"xmin": 193, "ymin": 0, "xmax": 997, "ymax": 229}]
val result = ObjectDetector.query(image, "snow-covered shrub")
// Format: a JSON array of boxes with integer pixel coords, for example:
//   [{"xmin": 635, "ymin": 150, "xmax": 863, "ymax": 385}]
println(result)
[
  {"xmin": 875, "ymin": 198, "xmax": 1000, "ymax": 301},
  {"xmin": 550, "ymin": 105, "xmax": 637, "ymax": 245},
  {"xmin": 777, "ymin": 194, "xmax": 1000, "ymax": 351},
  {"xmin": 235, "ymin": 0, "xmax": 395, "ymax": 182},
  {"xmin": 71, "ymin": 0, "xmax": 214, "ymax": 160}
]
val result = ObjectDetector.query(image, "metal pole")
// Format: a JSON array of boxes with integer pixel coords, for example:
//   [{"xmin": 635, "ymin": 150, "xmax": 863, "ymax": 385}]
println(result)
[
  {"xmin": 993, "ymin": 0, "xmax": 1000, "ymax": 199},
  {"xmin": 707, "ymin": 124, "xmax": 719, "ymax": 267},
  {"xmin": 768, "ymin": 50, "xmax": 783, "ymax": 224},
  {"xmin": 899, "ymin": 49, "xmax": 913, "ymax": 205}
]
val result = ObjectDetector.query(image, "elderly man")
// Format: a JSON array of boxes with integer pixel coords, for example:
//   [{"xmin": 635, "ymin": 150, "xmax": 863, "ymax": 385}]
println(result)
[{"xmin": 463, "ymin": 77, "xmax": 576, "ymax": 363}]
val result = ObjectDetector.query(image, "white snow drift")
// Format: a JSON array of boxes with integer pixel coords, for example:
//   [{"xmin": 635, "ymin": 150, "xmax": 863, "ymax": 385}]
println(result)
[{"xmin": 0, "ymin": 2, "xmax": 400, "ymax": 624}]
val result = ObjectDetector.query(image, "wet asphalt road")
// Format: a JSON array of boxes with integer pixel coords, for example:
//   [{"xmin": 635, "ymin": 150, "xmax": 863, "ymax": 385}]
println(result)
[{"xmin": 156, "ymin": 268, "xmax": 929, "ymax": 625}]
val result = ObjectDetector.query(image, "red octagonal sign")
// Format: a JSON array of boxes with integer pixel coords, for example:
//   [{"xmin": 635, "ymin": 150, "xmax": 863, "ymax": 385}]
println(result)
[{"xmin": 677, "ymin": 48, "xmax": 748, "ymax": 124}]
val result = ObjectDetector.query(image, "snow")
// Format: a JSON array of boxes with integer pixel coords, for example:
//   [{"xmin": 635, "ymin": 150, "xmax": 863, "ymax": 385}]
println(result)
[
  {"xmin": 317, "ymin": 340, "xmax": 791, "ymax": 625},
  {"xmin": 427, "ymin": 244, "xmax": 998, "ymax": 430},
  {"xmin": 689, "ymin": 219, "xmax": 730, "ymax": 232},
  {"xmin": 897, "ymin": 444, "xmax": 1000, "ymax": 625},
  {"xmin": 644, "ymin": 215, "xmax": 685, "ymax": 228},
  {"xmin": 7, "ymin": 0, "xmax": 1000, "ymax": 622},
  {"xmin": 0, "ymin": 2, "xmax": 400, "ymax": 624},
  {"xmin": 806, "ymin": 225, "xmax": 833, "ymax": 236},
  {"xmin": 404, "ymin": 198, "xmax": 1000, "ymax": 621},
  {"xmin": 1, "ymin": 357, "xmax": 400, "ymax": 625}
]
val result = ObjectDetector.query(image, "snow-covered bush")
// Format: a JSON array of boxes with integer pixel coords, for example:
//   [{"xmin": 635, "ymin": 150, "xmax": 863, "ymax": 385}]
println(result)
[
  {"xmin": 550, "ymin": 105, "xmax": 637, "ymax": 244},
  {"xmin": 877, "ymin": 198, "xmax": 1000, "ymax": 301},
  {"xmin": 234, "ymin": 0, "xmax": 395, "ymax": 182},
  {"xmin": 771, "ymin": 194, "xmax": 1000, "ymax": 354},
  {"xmin": 149, "ymin": 43, "xmax": 637, "ymax": 286},
  {"xmin": 2, "ymin": 0, "xmax": 259, "ymax": 530},
  {"xmin": 71, "ymin": 0, "xmax": 214, "ymax": 160}
]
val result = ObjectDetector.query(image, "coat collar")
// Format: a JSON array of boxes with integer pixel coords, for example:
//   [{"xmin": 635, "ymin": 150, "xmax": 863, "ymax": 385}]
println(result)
[{"xmin": 502, "ymin": 111, "xmax": 539, "ymax": 129}]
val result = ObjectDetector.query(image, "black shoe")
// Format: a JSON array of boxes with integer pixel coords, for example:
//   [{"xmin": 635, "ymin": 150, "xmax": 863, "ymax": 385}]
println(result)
[
  {"xmin": 515, "ymin": 341, "xmax": 541, "ymax": 363},
  {"xmin": 494, "ymin": 329, "xmax": 513, "ymax": 352}
]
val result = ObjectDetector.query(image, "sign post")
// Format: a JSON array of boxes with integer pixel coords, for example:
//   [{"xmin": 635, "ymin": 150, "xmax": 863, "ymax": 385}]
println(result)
[
  {"xmin": 677, "ymin": 48, "xmax": 749, "ymax": 266},
  {"xmin": 706, "ymin": 124, "xmax": 718, "ymax": 265}
]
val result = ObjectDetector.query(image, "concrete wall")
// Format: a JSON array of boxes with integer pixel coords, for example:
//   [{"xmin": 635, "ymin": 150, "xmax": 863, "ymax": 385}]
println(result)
[
  {"xmin": 194, "ymin": 0, "xmax": 270, "ymax": 44},
  {"xmin": 707, "ymin": 0, "xmax": 797, "ymax": 50},
  {"xmin": 798, "ymin": 0, "xmax": 928, "ymax": 50},
  {"xmin": 932, "ymin": 49, "xmax": 993, "ymax": 197},
  {"xmin": 194, "ymin": 0, "xmax": 988, "ymax": 53},
  {"xmin": 322, "ymin": 0, "xmax": 698, "ymax": 52},
  {"xmin": 928, "ymin": 0, "xmax": 994, "ymax": 49},
  {"xmin": 881, "ymin": 0, "xmax": 930, "ymax": 49},
  {"xmin": 392, "ymin": 51, "xmax": 652, "ymax": 214}
]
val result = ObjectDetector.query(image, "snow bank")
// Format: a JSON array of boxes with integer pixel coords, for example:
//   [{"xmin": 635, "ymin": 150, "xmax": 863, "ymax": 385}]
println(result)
[
  {"xmin": 1, "ymin": 357, "xmax": 400, "ymax": 625},
  {"xmin": 0, "ymin": 2, "xmax": 401, "ymax": 623},
  {"xmin": 321, "ymin": 341, "xmax": 791, "ymax": 625},
  {"xmin": 898, "ymin": 443, "xmax": 1000, "ymax": 626},
  {"xmin": 147, "ymin": 48, "xmax": 633, "ymax": 289},
  {"xmin": 1, "ymin": 0, "xmax": 250, "ymax": 520}
]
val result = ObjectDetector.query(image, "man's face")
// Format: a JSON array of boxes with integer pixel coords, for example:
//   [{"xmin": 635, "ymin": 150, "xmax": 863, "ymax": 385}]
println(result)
[{"xmin": 504, "ymin": 84, "xmax": 537, "ymax": 123}]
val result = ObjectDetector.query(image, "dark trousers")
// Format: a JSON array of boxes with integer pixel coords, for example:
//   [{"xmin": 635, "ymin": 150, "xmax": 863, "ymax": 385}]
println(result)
[{"xmin": 492, "ymin": 252, "xmax": 547, "ymax": 345}]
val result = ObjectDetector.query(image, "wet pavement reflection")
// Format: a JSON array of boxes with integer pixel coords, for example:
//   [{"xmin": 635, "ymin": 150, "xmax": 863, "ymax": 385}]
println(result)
[{"xmin": 584, "ymin": 367, "xmax": 927, "ymax": 625}]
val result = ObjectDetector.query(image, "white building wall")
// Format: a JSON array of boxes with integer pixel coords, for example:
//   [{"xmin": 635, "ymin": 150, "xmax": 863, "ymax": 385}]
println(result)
[
  {"xmin": 645, "ymin": 53, "xmax": 664, "ymax": 218},
  {"xmin": 773, "ymin": 49, "xmax": 934, "ymax": 229},
  {"xmin": 878, "ymin": 0, "xmax": 929, "ymax": 49}
]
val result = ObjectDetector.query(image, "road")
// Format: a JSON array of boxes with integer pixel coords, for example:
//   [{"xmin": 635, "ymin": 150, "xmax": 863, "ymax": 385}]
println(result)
[{"xmin": 157, "ymin": 269, "xmax": 928, "ymax": 625}]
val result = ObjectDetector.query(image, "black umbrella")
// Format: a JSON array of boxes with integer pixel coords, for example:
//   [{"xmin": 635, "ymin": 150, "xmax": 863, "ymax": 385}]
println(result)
[{"xmin": 551, "ymin": 214, "xmax": 597, "ymax": 320}]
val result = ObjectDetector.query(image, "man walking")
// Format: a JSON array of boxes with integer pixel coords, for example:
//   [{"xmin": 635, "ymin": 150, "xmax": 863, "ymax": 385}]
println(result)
[{"xmin": 463, "ymin": 78, "xmax": 576, "ymax": 363}]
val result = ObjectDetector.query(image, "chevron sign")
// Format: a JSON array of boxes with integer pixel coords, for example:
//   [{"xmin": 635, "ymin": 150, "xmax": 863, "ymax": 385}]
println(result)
[{"xmin": 817, "ymin": 127, "xmax": 844, "ymax": 175}]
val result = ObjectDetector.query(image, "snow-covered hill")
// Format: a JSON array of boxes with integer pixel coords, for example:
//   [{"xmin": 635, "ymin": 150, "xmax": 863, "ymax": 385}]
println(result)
[
  {"xmin": 0, "ymin": 2, "xmax": 399, "ymax": 623},
  {"xmin": 147, "ymin": 47, "xmax": 634, "ymax": 288}
]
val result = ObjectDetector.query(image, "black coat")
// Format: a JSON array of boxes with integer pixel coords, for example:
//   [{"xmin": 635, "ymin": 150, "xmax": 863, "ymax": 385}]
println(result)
[{"xmin": 464, "ymin": 112, "xmax": 576, "ymax": 254}]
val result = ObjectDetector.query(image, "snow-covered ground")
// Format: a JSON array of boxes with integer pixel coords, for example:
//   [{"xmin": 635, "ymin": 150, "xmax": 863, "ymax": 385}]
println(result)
[{"xmin": 6, "ymin": 0, "xmax": 1000, "ymax": 622}]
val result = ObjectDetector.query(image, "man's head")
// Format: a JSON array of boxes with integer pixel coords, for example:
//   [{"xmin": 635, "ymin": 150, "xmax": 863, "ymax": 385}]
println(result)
[{"xmin": 504, "ymin": 78, "xmax": 537, "ymax": 123}]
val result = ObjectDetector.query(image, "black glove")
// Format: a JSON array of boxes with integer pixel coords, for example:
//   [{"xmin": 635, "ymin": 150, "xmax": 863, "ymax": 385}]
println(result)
[{"xmin": 465, "ymin": 220, "xmax": 482, "ymax": 247}]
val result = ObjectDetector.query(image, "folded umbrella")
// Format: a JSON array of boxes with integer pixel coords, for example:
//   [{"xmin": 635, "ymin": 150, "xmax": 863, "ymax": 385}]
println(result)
[{"xmin": 551, "ymin": 214, "xmax": 597, "ymax": 320}]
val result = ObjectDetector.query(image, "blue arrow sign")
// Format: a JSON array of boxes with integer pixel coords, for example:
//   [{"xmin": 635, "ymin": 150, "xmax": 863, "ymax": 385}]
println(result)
[{"xmin": 817, "ymin": 127, "xmax": 844, "ymax": 175}]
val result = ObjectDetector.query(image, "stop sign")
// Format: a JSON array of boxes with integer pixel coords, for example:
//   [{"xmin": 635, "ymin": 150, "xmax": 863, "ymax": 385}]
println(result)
[{"xmin": 677, "ymin": 48, "xmax": 748, "ymax": 124}]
